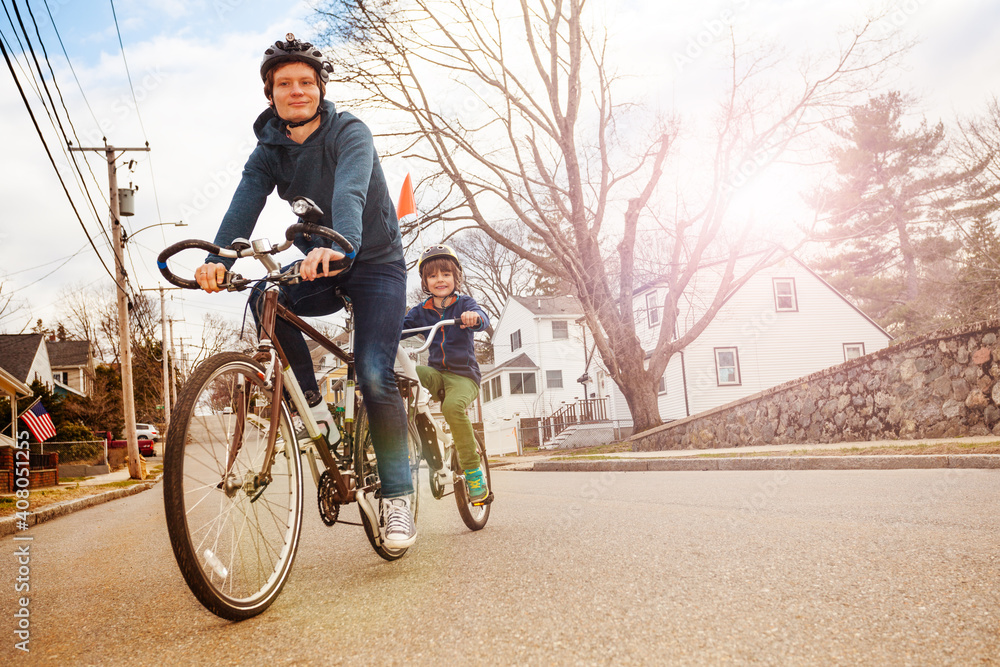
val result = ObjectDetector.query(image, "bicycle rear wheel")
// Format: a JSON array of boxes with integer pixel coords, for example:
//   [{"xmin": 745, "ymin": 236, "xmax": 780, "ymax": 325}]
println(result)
[
  {"xmin": 163, "ymin": 352, "xmax": 303, "ymax": 621},
  {"xmin": 354, "ymin": 402, "xmax": 421, "ymax": 561},
  {"xmin": 454, "ymin": 433, "xmax": 491, "ymax": 531}
]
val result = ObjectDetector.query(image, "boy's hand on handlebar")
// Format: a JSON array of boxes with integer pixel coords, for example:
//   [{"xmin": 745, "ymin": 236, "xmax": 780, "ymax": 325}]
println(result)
[
  {"xmin": 301, "ymin": 247, "xmax": 346, "ymax": 281},
  {"xmin": 196, "ymin": 262, "xmax": 228, "ymax": 293},
  {"xmin": 460, "ymin": 311, "xmax": 481, "ymax": 328}
]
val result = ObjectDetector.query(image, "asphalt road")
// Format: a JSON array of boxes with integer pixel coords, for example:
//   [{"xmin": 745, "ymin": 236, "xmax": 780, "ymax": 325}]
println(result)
[{"xmin": 2, "ymin": 468, "xmax": 999, "ymax": 665}]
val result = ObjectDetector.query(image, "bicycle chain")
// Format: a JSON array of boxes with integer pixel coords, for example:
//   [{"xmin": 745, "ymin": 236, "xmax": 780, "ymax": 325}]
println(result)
[{"xmin": 317, "ymin": 470, "xmax": 341, "ymax": 526}]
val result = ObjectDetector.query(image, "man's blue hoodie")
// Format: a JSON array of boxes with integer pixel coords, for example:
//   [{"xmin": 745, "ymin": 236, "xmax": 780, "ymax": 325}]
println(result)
[
  {"xmin": 207, "ymin": 99, "xmax": 403, "ymax": 268},
  {"xmin": 402, "ymin": 295, "xmax": 489, "ymax": 384}
]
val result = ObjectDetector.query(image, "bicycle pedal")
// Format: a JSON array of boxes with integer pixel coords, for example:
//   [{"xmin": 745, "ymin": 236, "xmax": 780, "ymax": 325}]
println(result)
[{"xmin": 471, "ymin": 492, "xmax": 494, "ymax": 507}]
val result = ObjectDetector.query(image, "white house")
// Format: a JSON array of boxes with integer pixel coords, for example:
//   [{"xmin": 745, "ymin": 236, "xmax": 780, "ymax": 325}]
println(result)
[
  {"xmin": 481, "ymin": 296, "xmax": 592, "ymax": 445},
  {"xmin": 483, "ymin": 254, "xmax": 891, "ymax": 445},
  {"xmin": 611, "ymin": 253, "xmax": 893, "ymax": 422}
]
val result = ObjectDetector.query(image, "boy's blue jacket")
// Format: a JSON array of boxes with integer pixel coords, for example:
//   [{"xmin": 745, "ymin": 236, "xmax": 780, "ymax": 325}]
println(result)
[{"xmin": 402, "ymin": 294, "xmax": 489, "ymax": 384}]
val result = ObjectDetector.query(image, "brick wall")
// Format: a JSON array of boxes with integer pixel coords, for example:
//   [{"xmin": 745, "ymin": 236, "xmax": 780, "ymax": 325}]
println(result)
[
  {"xmin": 0, "ymin": 446, "xmax": 60, "ymax": 493},
  {"xmin": 630, "ymin": 320, "xmax": 1000, "ymax": 451}
]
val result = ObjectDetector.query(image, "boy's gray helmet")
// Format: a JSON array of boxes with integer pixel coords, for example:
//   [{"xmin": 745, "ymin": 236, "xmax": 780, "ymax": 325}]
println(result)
[{"xmin": 260, "ymin": 33, "xmax": 332, "ymax": 83}]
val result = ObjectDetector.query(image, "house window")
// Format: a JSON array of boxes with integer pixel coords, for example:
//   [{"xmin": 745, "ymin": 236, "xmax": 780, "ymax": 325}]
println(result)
[
  {"xmin": 843, "ymin": 343, "xmax": 865, "ymax": 361},
  {"xmin": 646, "ymin": 291, "xmax": 660, "ymax": 327},
  {"xmin": 510, "ymin": 372, "xmax": 536, "ymax": 394},
  {"xmin": 552, "ymin": 320, "xmax": 568, "ymax": 340},
  {"xmin": 510, "ymin": 329, "xmax": 522, "ymax": 351},
  {"xmin": 773, "ymin": 278, "xmax": 798, "ymax": 312},
  {"xmin": 658, "ymin": 373, "xmax": 667, "ymax": 395},
  {"xmin": 715, "ymin": 347, "xmax": 741, "ymax": 386},
  {"xmin": 483, "ymin": 379, "xmax": 492, "ymax": 402},
  {"xmin": 490, "ymin": 376, "xmax": 502, "ymax": 399},
  {"xmin": 54, "ymin": 371, "xmax": 69, "ymax": 384},
  {"xmin": 546, "ymin": 370, "xmax": 563, "ymax": 389}
]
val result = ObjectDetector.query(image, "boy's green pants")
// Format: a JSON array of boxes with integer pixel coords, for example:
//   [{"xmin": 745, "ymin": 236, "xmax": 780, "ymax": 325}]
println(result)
[{"xmin": 415, "ymin": 366, "xmax": 481, "ymax": 471}]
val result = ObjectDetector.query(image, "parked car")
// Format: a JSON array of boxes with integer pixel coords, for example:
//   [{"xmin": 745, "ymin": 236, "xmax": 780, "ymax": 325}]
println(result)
[
  {"xmin": 135, "ymin": 423, "xmax": 160, "ymax": 441},
  {"xmin": 93, "ymin": 430, "xmax": 156, "ymax": 458}
]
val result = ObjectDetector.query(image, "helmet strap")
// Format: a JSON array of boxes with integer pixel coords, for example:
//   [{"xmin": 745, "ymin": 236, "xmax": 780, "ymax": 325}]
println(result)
[{"xmin": 282, "ymin": 108, "xmax": 322, "ymax": 129}]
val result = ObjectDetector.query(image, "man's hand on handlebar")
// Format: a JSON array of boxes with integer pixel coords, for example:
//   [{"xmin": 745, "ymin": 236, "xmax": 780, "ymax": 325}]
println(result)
[
  {"xmin": 196, "ymin": 262, "xmax": 228, "ymax": 293},
  {"xmin": 459, "ymin": 311, "xmax": 481, "ymax": 329},
  {"xmin": 301, "ymin": 247, "xmax": 346, "ymax": 281}
]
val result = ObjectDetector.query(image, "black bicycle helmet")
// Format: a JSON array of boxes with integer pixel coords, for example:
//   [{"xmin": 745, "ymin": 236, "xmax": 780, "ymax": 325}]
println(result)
[
  {"xmin": 260, "ymin": 33, "xmax": 333, "ymax": 84},
  {"xmin": 418, "ymin": 245, "xmax": 462, "ymax": 275}
]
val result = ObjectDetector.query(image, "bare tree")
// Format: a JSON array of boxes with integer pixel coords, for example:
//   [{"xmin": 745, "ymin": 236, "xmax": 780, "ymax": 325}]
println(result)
[
  {"xmin": 0, "ymin": 283, "xmax": 27, "ymax": 333},
  {"xmin": 316, "ymin": 1, "xmax": 906, "ymax": 433}
]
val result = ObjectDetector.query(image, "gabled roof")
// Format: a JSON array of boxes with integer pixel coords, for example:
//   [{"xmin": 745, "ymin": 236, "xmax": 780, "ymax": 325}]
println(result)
[
  {"xmin": 511, "ymin": 295, "xmax": 581, "ymax": 317},
  {"xmin": 482, "ymin": 352, "xmax": 538, "ymax": 377},
  {"xmin": 47, "ymin": 340, "xmax": 91, "ymax": 367},
  {"xmin": 633, "ymin": 250, "xmax": 891, "ymax": 340},
  {"xmin": 0, "ymin": 334, "xmax": 45, "ymax": 383}
]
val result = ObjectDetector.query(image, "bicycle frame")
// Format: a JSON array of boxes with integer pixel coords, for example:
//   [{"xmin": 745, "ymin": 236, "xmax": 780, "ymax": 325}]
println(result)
[{"xmin": 248, "ymin": 282, "xmax": 395, "ymax": 537}]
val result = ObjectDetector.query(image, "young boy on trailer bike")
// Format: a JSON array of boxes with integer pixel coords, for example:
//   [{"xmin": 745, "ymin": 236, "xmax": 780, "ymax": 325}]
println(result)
[
  {"xmin": 402, "ymin": 245, "xmax": 491, "ymax": 502},
  {"xmin": 194, "ymin": 34, "xmax": 417, "ymax": 550}
]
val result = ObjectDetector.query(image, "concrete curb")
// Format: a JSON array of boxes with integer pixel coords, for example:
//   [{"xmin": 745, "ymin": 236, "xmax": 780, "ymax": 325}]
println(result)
[
  {"xmin": 531, "ymin": 454, "xmax": 1000, "ymax": 473},
  {"xmin": 0, "ymin": 479, "xmax": 160, "ymax": 538}
]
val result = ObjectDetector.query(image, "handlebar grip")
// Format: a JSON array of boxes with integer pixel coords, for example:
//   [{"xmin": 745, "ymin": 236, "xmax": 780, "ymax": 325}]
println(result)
[
  {"xmin": 156, "ymin": 239, "xmax": 226, "ymax": 290},
  {"xmin": 285, "ymin": 223, "xmax": 356, "ymax": 271}
]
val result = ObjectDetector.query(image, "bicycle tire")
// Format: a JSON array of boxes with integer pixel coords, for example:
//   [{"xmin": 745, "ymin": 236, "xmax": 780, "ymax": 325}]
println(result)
[
  {"xmin": 454, "ymin": 433, "xmax": 492, "ymax": 531},
  {"xmin": 163, "ymin": 352, "xmax": 304, "ymax": 621},
  {"xmin": 353, "ymin": 402, "xmax": 421, "ymax": 561}
]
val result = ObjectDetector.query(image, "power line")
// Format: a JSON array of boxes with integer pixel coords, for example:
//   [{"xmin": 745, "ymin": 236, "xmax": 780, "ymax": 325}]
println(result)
[
  {"xmin": 40, "ymin": 0, "xmax": 100, "ymax": 129},
  {"xmin": 0, "ymin": 33, "xmax": 117, "ymax": 285},
  {"xmin": 108, "ymin": 0, "xmax": 164, "ymax": 226},
  {"xmin": 18, "ymin": 0, "xmax": 110, "ymax": 241}
]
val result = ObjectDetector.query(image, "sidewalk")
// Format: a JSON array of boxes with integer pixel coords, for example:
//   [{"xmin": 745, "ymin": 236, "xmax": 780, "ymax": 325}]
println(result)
[
  {"xmin": 1, "ymin": 463, "xmax": 160, "ymax": 538},
  {"xmin": 490, "ymin": 435, "xmax": 1000, "ymax": 472}
]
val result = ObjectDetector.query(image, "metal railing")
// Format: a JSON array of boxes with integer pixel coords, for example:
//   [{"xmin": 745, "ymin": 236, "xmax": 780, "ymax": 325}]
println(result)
[{"xmin": 542, "ymin": 397, "xmax": 609, "ymax": 440}]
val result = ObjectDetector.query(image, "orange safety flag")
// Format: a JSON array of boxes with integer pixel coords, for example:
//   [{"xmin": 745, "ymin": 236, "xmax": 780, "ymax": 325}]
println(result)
[{"xmin": 396, "ymin": 173, "xmax": 416, "ymax": 220}]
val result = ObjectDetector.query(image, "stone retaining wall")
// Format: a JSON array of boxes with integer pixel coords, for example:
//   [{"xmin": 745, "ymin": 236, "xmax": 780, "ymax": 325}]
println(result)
[{"xmin": 630, "ymin": 320, "xmax": 1000, "ymax": 451}]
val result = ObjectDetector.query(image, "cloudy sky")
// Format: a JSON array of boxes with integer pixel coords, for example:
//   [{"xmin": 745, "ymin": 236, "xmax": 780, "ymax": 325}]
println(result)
[{"xmin": 1, "ymin": 0, "xmax": 998, "ymax": 357}]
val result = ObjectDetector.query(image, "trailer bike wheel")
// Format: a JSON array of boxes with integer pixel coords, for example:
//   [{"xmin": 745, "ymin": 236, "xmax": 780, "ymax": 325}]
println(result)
[
  {"xmin": 354, "ymin": 402, "xmax": 421, "ymax": 561},
  {"xmin": 454, "ymin": 433, "xmax": 492, "ymax": 531},
  {"xmin": 163, "ymin": 352, "xmax": 303, "ymax": 621}
]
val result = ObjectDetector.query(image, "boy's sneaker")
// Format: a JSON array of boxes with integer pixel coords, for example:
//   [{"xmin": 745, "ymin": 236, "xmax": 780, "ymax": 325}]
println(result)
[
  {"xmin": 381, "ymin": 496, "xmax": 417, "ymax": 550},
  {"xmin": 464, "ymin": 466, "xmax": 488, "ymax": 502}
]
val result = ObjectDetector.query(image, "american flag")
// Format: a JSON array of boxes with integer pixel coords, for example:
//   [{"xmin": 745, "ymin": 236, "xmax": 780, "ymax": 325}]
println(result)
[{"xmin": 20, "ymin": 400, "xmax": 57, "ymax": 442}]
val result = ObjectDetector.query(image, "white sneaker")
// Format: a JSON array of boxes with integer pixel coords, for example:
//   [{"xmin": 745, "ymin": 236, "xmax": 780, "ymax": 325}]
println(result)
[{"xmin": 381, "ymin": 496, "xmax": 417, "ymax": 550}]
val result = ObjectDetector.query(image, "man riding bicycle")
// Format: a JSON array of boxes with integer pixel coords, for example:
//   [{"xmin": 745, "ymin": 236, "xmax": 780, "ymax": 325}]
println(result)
[{"xmin": 194, "ymin": 33, "xmax": 416, "ymax": 549}]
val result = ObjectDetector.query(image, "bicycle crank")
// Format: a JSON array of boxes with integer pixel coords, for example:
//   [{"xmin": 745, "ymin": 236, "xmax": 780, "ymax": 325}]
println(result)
[{"xmin": 317, "ymin": 470, "xmax": 341, "ymax": 526}]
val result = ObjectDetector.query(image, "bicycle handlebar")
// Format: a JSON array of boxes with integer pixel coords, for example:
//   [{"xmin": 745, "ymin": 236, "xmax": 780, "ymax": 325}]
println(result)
[
  {"xmin": 156, "ymin": 198, "xmax": 355, "ymax": 291},
  {"xmin": 402, "ymin": 319, "xmax": 458, "ymax": 354}
]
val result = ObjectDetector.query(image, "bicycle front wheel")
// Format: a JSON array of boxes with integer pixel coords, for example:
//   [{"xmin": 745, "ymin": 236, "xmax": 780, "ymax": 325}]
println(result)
[
  {"xmin": 354, "ymin": 403, "xmax": 421, "ymax": 561},
  {"xmin": 163, "ymin": 352, "xmax": 303, "ymax": 621},
  {"xmin": 454, "ymin": 433, "xmax": 492, "ymax": 531}
]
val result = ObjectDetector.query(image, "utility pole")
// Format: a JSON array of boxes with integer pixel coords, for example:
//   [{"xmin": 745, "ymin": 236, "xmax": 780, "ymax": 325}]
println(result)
[
  {"xmin": 141, "ymin": 286, "xmax": 182, "ymax": 431},
  {"xmin": 169, "ymin": 319, "xmax": 178, "ymax": 405},
  {"xmin": 70, "ymin": 140, "xmax": 149, "ymax": 480}
]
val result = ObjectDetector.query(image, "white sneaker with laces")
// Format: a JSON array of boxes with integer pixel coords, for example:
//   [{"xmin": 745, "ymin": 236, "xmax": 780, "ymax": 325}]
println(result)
[{"xmin": 381, "ymin": 495, "xmax": 417, "ymax": 550}]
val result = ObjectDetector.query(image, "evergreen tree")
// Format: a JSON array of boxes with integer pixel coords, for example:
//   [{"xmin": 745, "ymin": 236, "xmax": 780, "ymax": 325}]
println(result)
[
  {"xmin": 951, "ymin": 216, "xmax": 1000, "ymax": 324},
  {"xmin": 812, "ymin": 91, "xmax": 994, "ymax": 335}
]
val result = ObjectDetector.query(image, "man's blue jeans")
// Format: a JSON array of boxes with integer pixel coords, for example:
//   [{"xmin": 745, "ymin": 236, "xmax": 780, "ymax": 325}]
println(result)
[{"xmin": 249, "ymin": 259, "xmax": 412, "ymax": 498}]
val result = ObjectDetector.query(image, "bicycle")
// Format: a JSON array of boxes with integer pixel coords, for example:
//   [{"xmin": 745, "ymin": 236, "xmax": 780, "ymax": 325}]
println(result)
[
  {"xmin": 156, "ymin": 196, "xmax": 421, "ymax": 621},
  {"xmin": 397, "ymin": 320, "xmax": 494, "ymax": 530}
]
